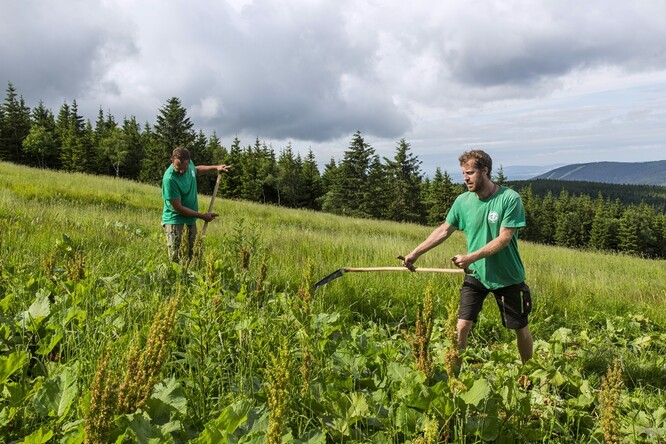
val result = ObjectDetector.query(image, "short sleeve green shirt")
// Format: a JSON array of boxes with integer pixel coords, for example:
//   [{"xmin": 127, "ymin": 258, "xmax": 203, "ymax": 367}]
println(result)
[
  {"xmin": 445, "ymin": 186, "xmax": 526, "ymax": 289},
  {"xmin": 161, "ymin": 161, "xmax": 199, "ymax": 225}
]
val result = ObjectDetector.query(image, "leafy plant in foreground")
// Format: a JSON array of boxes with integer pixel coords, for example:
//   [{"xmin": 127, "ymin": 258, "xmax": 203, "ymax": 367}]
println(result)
[
  {"xmin": 265, "ymin": 340, "xmax": 291, "ymax": 444},
  {"xmin": 405, "ymin": 283, "xmax": 435, "ymax": 380},
  {"xmin": 84, "ymin": 296, "xmax": 179, "ymax": 443},
  {"xmin": 598, "ymin": 357, "xmax": 624, "ymax": 444}
]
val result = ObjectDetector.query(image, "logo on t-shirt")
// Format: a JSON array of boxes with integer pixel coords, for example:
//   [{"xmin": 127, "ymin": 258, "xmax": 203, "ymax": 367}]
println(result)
[{"xmin": 488, "ymin": 211, "xmax": 499, "ymax": 223}]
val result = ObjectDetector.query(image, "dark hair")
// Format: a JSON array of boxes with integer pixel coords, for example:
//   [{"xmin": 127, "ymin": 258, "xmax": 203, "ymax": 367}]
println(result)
[
  {"xmin": 171, "ymin": 147, "xmax": 191, "ymax": 161},
  {"xmin": 459, "ymin": 150, "xmax": 492, "ymax": 178}
]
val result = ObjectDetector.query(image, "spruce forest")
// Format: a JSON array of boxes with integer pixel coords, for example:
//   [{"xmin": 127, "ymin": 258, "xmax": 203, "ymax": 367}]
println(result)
[{"xmin": 1, "ymin": 82, "xmax": 664, "ymax": 259}]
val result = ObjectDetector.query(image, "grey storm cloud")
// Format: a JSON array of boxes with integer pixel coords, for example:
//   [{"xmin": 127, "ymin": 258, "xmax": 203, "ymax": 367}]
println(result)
[{"xmin": 1, "ymin": 0, "xmax": 666, "ymax": 170}]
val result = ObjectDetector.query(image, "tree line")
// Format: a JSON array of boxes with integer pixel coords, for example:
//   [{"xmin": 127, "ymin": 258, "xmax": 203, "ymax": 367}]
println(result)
[{"xmin": 1, "ymin": 82, "xmax": 664, "ymax": 258}]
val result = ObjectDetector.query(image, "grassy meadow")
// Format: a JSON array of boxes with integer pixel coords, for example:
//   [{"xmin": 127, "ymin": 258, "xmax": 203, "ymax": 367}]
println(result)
[{"xmin": 0, "ymin": 161, "xmax": 664, "ymax": 443}]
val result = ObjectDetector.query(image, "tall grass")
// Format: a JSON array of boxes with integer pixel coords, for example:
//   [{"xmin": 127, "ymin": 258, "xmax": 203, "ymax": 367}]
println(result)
[
  {"xmin": 2, "ymin": 162, "xmax": 665, "ymax": 442},
  {"xmin": 2, "ymin": 161, "xmax": 664, "ymax": 327}
]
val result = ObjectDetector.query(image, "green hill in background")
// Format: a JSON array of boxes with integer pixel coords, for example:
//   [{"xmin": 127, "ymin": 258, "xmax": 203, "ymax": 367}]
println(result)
[{"xmin": 534, "ymin": 160, "xmax": 666, "ymax": 185}]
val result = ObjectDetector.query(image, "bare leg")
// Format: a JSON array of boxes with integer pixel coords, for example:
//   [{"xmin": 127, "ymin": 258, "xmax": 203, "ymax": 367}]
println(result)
[
  {"xmin": 456, "ymin": 319, "xmax": 474, "ymax": 364},
  {"xmin": 515, "ymin": 326, "xmax": 533, "ymax": 363}
]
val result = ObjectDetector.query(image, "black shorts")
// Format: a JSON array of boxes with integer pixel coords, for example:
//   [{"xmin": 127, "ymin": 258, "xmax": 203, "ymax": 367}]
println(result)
[{"xmin": 458, "ymin": 276, "xmax": 532, "ymax": 329}]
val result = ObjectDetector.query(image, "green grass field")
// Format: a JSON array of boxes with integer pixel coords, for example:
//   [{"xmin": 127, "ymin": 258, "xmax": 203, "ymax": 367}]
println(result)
[{"xmin": 1, "ymin": 162, "xmax": 664, "ymax": 443}]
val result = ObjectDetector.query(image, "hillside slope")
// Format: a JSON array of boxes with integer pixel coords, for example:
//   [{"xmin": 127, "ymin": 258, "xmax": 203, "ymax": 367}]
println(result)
[{"xmin": 535, "ymin": 160, "xmax": 666, "ymax": 185}]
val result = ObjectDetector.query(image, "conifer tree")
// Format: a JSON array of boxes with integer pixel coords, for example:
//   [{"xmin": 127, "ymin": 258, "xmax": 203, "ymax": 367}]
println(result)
[
  {"xmin": 196, "ymin": 131, "xmax": 227, "ymax": 196},
  {"xmin": 426, "ymin": 168, "xmax": 457, "ymax": 225},
  {"xmin": 518, "ymin": 185, "xmax": 540, "ymax": 242},
  {"xmin": 121, "ymin": 117, "xmax": 144, "ymax": 180},
  {"xmin": 494, "ymin": 165, "xmax": 508, "ymax": 185},
  {"xmin": 320, "ymin": 158, "xmax": 340, "ymax": 210},
  {"xmin": 0, "ymin": 82, "xmax": 31, "ymax": 163},
  {"xmin": 59, "ymin": 101, "xmax": 88, "ymax": 172},
  {"xmin": 191, "ymin": 130, "xmax": 213, "ymax": 195},
  {"xmin": 219, "ymin": 136, "xmax": 243, "ymax": 199},
  {"xmin": 361, "ymin": 155, "xmax": 389, "ymax": 219},
  {"xmin": 384, "ymin": 139, "xmax": 424, "ymax": 223},
  {"xmin": 538, "ymin": 190, "xmax": 558, "ymax": 244},
  {"xmin": 588, "ymin": 194, "xmax": 620, "ymax": 252},
  {"xmin": 141, "ymin": 97, "xmax": 195, "ymax": 184},
  {"xmin": 276, "ymin": 144, "xmax": 304, "ymax": 207},
  {"xmin": 301, "ymin": 149, "xmax": 323, "ymax": 210},
  {"xmin": 322, "ymin": 131, "xmax": 379, "ymax": 218},
  {"xmin": 240, "ymin": 138, "xmax": 264, "ymax": 201},
  {"xmin": 618, "ymin": 206, "xmax": 641, "ymax": 255},
  {"xmin": 23, "ymin": 101, "xmax": 58, "ymax": 169},
  {"xmin": 154, "ymin": 97, "xmax": 195, "ymax": 153}
]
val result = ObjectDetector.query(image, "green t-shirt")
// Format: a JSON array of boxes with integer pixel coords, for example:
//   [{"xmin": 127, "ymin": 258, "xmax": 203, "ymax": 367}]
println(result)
[
  {"xmin": 161, "ymin": 161, "xmax": 199, "ymax": 225},
  {"xmin": 445, "ymin": 186, "xmax": 526, "ymax": 289}
]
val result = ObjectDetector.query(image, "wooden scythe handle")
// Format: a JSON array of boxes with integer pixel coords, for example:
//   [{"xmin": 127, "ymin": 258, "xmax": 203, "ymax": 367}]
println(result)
[{"xmin": 201, "ymin": 172, "xmax": 222, "ymax": 237}]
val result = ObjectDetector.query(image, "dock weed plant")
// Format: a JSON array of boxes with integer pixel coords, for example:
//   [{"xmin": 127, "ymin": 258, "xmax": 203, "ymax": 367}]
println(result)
[
  {"xmin": 1, "ymin": 162, "xmax": 665, "ymax": 442},
  {"xmin": 598, "ymin": 357, "xmax": 624, "ymax": 444},
  {"xmin": 405, "ymin": 283, "xmax": 435, "ymax": 381}
]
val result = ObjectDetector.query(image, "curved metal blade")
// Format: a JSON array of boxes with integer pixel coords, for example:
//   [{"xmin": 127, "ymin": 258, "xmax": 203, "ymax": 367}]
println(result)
[{"xmin": 314, "ymin": 268, "xmax": 346, "ymax": 290}]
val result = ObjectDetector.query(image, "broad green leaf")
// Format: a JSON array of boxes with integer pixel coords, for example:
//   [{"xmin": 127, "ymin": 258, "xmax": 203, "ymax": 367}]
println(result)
[
  {"xmin": 20, "ymin": 291, "xmax": 51, "ymax": 330},
  {"xmin": 18, "ymin": 427, "xmax": 54, "ymax": 444},
  {"xmin": 550, "ymin": 370, "xmax": 566, "ymax": 387},
  {"xmin": 394, "ymin": 403, "xmax": 420, "ymax": 433},
  {"xmin": 346, "ymin": 393, "xmax": 369, "ymax": 420},
  {"xmin": 60, "ymin": 421, "xmax": 85, "ymax": 444},
  {"xmin": 146, "ymin": 377, "xmax": 188, "ymax": 420},
  {"xmin": 467, "ymin": 415, "xmax": 500, "ymax": 441},
  {"xmin": 36, "ymin": 331, "xmax": 63, "ymax": 356},
  {"xmin": 294, "ymin": 429, "xmax": 326, "ymax": 444},
  {"xmin": 550, "ymin": 327, "xmax": 574, "ymax": 344},
  {"xmin": 655, "ymin": 406, "xmax": 666, "ymax": 427},
  {"xmin": 460, "ymin": 379, "xmax": 490, "ymax": 408},
  {"xmin": 126, "ymin": 411, "xmax": 169, "ymax": 443},
  {"xmin": 32, "ymin": 364, "xmax": 79, "ymax": 419},
  {"xmin": 630, "ymin": 335, "xmax": 653, "ymax": 349},
  {"xmin": 386, "ymin": 362, "xmax": 410, "ymax": 383},
  {"xmin": 0, "ymin": 350, "xmax": 28, "ymax": 384},
  {"xmin": 190, "ymin": 399, "xmax": 253, "ymax": 444}
]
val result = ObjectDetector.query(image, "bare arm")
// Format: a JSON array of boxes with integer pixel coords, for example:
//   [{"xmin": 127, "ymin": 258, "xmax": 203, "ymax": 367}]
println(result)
[
  {"xmin": 451, "ymin": 226, "xmax": 517, "ymax": 269},
  {"xmin": 196, "ymin": 164, "xmax": 230, "ymax": 174},
  {"xmin": 402, "ymin": 221, "xmax": 458, "ymax": 267},
  {"xmin": 169, "ymin": 198, "xmax": 218, "ymax": 222}
]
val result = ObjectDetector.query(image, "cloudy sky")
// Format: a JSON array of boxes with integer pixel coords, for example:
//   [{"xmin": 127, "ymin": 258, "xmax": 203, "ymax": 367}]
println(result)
[{"xmin": 2, "ymin": 0, "xmax": 666, "ymax": 176}]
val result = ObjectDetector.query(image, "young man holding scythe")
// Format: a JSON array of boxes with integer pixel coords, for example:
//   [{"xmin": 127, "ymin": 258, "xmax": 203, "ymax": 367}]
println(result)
[
  {"xmin": 402, "ymin": 149, "xmax": 533, "ymax": 363},
  {"xmin": 162, "ymin": 147, "xmax": 230, "ymax": 262}
]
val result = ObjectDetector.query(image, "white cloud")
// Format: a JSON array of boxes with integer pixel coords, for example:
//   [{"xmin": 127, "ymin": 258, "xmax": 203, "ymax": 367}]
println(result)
[{"xmin": 1, "ymin": 0, "xmax": 665, "ymax": 173}]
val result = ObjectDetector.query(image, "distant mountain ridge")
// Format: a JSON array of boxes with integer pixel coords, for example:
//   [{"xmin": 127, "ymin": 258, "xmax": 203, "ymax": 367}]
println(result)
[{"xmin": 534, "ymin": 160, "xmax": 666, "ymax": 185}]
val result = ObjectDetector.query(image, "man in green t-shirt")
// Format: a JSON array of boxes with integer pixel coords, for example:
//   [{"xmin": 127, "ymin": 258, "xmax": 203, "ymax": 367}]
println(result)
[
  {"xmin": 162, "ymin": 147, "xmax": 229, "ymax": 262},
  {"xmin": 402, "ymin": 150, "xmax": 533, "ymax": 363}
]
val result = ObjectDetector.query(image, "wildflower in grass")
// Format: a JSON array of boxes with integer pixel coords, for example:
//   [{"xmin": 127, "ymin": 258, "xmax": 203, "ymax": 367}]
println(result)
[
  {"xmin": 299, "ymin": 346, "xmax": 314, "ymax": 398},
  {"xmin": 598, "ymin": 357, "xmax": 624, "ymax": 444},
  {"xmin": 413, "ymin": 415, "xmax": 439, "ymax": 444},
  {"xmin": 442, "ymin": 296, "xmax": 465, "ymax": 393},
  {"xmin": 179, "ymin": 225, "xmax": 191, "ymax": 266},
  {"xmin": 205, "ymin": 253, "xmax": 217, "ymax": 284},
  {"xmin": 255, "ymin": 256, "xmax": 268, "ymax": 293},
  {"xmin": 85, "ymin": 344, "xmax": 118, "ymax": 444},
  {"xmin": 405, "ymin": 283, "xmax": 435, "ymax": 380},
  {"xmin": 41, "ymin": 249, "xmax": 56, "ymax": 279},
  {"xmin": 66, "ymin": 250, "xmax": 86, "ymax": 281},
  {"xmin": 191, "ymin": 229, "xmax": 204, "ymax": 265},
  {"xmin": 443, "ymin": 299, "xmax": 460, "ymax": 380},
  {"xmin": 266, "ymin": 340, "xmax": 291, "ymax": 444},
  {"xmin": 240, "ymin": 246, "xmax": 251, "ymax": 271},
  {"xmin": 117, "ymin": 297, "xmax": 180, "ymax": 414},
  {"xmin": 295, "ymin": 260, "xmax": 314, "ymax": 319}
]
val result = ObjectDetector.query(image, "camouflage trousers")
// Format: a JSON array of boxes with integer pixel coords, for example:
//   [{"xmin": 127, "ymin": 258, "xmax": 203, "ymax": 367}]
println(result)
[{"xmin": 162, "ymin": 223, "xmax": 197, "ymax": 262}]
